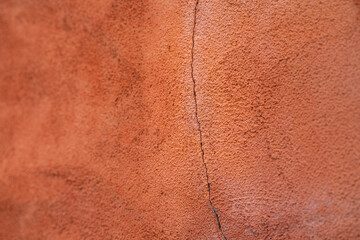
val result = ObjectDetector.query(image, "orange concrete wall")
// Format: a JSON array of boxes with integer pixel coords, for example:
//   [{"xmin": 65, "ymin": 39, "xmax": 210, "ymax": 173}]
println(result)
[{"xmin": 0, "ymin": 0, "xmax": 359, "ymax": 239}]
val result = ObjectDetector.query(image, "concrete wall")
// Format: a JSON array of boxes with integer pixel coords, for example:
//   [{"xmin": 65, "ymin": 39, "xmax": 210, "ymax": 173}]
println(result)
[{"xmin": 0, "ymin": 0, "xmax": 359, "ymax": 239}]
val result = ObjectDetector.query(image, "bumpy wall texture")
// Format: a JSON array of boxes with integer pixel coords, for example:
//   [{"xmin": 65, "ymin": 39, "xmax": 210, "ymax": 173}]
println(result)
[{"xmin": 1, "ymin": 0, "xmax": 360, "ymax": 239}]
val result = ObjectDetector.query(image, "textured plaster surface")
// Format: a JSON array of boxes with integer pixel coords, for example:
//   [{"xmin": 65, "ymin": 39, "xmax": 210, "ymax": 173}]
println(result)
[{"xmin": 0, "ymin": 0, "xmax": 359, "ymax": 239}]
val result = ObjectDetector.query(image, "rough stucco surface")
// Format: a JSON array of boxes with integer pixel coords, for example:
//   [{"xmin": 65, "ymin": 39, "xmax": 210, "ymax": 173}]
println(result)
[{"xmin": 0, "ymin": 0, "xmax": 359, "ymax": 239}]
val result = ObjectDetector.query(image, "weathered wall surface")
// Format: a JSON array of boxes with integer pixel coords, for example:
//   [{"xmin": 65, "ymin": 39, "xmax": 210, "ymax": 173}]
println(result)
[{"xmin": 0, "ymin": 0, "xmax": 359, "ymax": 239}]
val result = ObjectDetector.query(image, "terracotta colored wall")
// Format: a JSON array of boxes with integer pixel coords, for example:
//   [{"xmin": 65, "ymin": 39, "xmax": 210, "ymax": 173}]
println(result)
[{"xmin": 0, "ymin": 0, "xmax": 359, "ymax": 239}]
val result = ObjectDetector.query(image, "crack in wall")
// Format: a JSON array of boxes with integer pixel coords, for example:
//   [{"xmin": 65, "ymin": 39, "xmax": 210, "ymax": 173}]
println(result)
[{"xmin": 191, "ymin": 1, "xmax": 228, "ymax": 239}]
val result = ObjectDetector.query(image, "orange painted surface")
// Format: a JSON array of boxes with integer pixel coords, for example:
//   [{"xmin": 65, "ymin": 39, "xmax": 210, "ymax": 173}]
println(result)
[{"xmin": 0, "ymin": 1, "xmax": 359, "ymax": 239}]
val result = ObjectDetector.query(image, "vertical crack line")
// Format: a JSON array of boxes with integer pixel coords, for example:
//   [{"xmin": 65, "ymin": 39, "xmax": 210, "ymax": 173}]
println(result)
[{"xmin": 191, "ymin": 1, "xmax": 227, "ymax": 239}]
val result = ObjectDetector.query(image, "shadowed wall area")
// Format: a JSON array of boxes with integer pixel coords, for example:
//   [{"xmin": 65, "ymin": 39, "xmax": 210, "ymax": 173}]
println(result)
[{"xmin": 0, "ymin": 0, "xmax": 359, "ymax": 239}]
